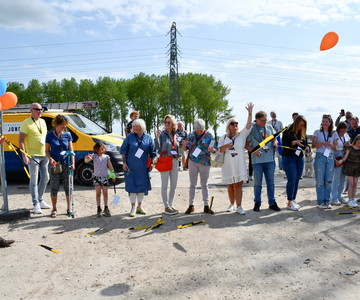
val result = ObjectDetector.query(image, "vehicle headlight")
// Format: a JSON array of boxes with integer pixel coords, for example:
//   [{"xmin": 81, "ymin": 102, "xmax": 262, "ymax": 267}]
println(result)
[{"xmin": 103, "ymin": 142, "xmax": 120, "ymax": 152}]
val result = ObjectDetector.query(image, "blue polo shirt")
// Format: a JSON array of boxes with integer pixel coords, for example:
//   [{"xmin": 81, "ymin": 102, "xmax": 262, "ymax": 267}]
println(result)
[{"xmin": 246, "ymin": 123, "xmax": 275, "ymax": 164}]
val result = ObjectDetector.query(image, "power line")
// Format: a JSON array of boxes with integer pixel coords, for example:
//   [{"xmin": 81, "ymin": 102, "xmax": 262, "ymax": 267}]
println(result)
[
  {"xmin": 0, "ymin": 35, "xmax": 165, "ymax": 50},
  {"xmin": 0, "ymin": 47, "xmax": 164, "ymax": 62}
]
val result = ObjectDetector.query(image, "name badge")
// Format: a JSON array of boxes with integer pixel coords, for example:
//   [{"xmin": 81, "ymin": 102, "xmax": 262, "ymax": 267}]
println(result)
[
  {"xmin": 171, "ymin": 150, "xmax": 177, "ymax": 156},
  {"xmin": 323, "ymin": 148, "xmax": 330, "ymax": 158},
  {"xmin": 40, "ymin": 135, "xmax": 46, "ymax": 145},
  {"xmin": 295, "ymin": 147, "xmax": 302, "ymax": 156},
  {"xmin": 60, "ymin": 151, "xmax": 66, "ymax": 156},
  {"xmin": 135, "ymin": 148, "xmax": 144, "ymax": 158},
  {"xmin": 192, "ymin": 147, "xmax": 201, "ymax": 158},
  {"xmin": 263, "ymin": 145, "xmax": 269, "ymax": 152},
  {"xmin": 229, "ymin": 149, "xmax": 238, "ymax": 155}
]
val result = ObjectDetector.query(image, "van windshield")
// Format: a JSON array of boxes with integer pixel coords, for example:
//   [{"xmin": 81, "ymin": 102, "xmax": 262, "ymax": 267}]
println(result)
[{"xmin": 67, "ymin": 114, "xmax": 108, "ymax": 135}]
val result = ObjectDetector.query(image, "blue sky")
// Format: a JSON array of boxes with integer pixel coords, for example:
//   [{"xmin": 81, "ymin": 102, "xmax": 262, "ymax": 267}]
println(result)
[{"xmin": 1, "ymin": 0, "xmax": 360, "ymax": 136}]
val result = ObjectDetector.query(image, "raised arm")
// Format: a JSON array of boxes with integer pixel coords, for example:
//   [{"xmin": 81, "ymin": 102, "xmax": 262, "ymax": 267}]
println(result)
[{"xmin": 245, "ymin": 102, "xmax": 254, "ymax": 130}]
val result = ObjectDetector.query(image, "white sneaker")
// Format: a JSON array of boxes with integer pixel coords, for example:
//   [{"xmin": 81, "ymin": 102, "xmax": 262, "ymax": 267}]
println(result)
[
  {"xmin": 236, "ymin": 206, "xmax": 246, "ymax": 215},
  {"xmin": 348, "ymin": 200, "xmax": 359, "ymax": 208},
  {"xmin": 40, "ymin": 201, "xmax": 51, "ymax": 209},
  {"xmin": 340, "ymin": 198, "xmax": 348, "ymax": 204},
  {"xmin": 293, "ymin": 200, "xmax": 300, "ymax": 209},
  {"xmin": 227, "ymin": 204, "xmax": 236, "ymax": 212},
  {"xmin": 34, "ymin": 203, "xmax": 42, "ymax": 214},
  {"xmin": 317, "ymin": 203, "xmax": 327, "ymax": 209},
  {"xmin": 331, "ymin": 200, "xmax": 341, "ymax": 206},
  {"xmin": 287, "ymin": 201, "xmax": 299, "ymax": 211},
  {"xmin": 165, "ymin": 207, "xmax": 178, "ymax": 215},
  {"xmin": 170, "ymin": 206, "xmax": 179, "ymax": 214},
  {"xmin": 326, "ymin": 203, "xmax": 332, "ymax": 209}
]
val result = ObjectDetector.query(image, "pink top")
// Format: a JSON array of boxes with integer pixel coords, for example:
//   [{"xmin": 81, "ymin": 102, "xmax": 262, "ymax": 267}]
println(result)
[{"xmin": 92, "ymin": 153, "xmax": 110, "ymax": 177}]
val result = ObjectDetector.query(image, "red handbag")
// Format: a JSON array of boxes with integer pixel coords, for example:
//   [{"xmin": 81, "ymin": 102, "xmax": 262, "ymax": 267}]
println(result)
[{"xmin": 155, "ymin": 152, "xmax": 173, "ymax": 172}]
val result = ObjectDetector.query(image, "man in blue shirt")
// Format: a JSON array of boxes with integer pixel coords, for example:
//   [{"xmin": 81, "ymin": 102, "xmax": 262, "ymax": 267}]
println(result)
[{"xmin": 246, "ymin": 111, "xmax": 280, "ymax": 212}]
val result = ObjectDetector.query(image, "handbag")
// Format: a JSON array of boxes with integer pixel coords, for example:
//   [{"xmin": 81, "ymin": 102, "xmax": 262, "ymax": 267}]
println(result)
[
  {"xmin": 53, "ymin": 162, "xmax": 63, "ymax": 174},
  {"xmin": 53, "ymin": 133, "xmax": 63, "ymax": 174},
  {"xmin": 335, "ymin": 156, "xmax": 344, "ymax": 168},
  {"xmin": 214, "ymin": 135, "xmax": 225, "ymax": 163},
  {"xmin": 155, "ymin": 152, "xmax": 173, "ymax": 172}
]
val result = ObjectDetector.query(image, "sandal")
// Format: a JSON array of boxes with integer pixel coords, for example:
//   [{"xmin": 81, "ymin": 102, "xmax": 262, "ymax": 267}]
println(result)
[{"xmin": 51, "ymin": 210, "xmax": 57, "ymax": 218}]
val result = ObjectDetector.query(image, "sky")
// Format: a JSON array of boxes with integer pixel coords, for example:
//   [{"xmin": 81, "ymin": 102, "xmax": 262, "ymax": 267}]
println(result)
[{"xmin": 1, "ymin": 0, "xmax": 360, "ymax": 136}]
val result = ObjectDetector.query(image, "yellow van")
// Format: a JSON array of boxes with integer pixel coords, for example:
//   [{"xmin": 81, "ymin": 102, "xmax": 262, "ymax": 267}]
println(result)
[{"xmin": 2, "ymin": 102, "xmax": 125, "ymax": 185}]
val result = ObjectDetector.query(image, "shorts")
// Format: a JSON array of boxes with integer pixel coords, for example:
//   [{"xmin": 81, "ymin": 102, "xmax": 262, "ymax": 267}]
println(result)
[
  {"xmin": 93, "ymin": 176, "xmax": 109, "ymax": 186},
  {"xmin": 178, "ymin": 146, "xmax": 187, "ymax": 158}
]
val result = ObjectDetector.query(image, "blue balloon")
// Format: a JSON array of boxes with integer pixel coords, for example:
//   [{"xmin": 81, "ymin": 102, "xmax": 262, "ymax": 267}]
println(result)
[{"xmin": 0, "ymin": 79, "xmax": 6, "ymax": 97}]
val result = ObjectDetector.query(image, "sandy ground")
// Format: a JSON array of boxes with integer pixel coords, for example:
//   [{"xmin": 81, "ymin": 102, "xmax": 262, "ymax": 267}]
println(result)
[{"xmin": 1, "ymin": 167, "xmax": 360, "ymax": 300}]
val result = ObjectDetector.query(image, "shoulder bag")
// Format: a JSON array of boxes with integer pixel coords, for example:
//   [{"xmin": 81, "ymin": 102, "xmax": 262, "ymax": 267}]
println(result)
[
  {"xmin": 214, "ymin": 135, "xmax": 225, "ymax": 164},
  {"xmin": 53, "ymin": 133, "xmax": 63, "ymax": 174}
]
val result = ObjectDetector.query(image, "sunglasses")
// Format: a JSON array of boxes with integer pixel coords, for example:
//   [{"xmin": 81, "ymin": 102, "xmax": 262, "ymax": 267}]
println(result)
[
  {"xmin": 32, "ymin": 108, "xmax": 43, "ymax": 111},
  {"xmin": 229, "ymin": 122, "xmax": 238, "ymax": 126},
  {"xmin": 323, "ymin": 114, "xmax": 331, "ymax": 118},
  {"xmin": 258, "ymin": 118, "xmax": 267, "ymax": 122},
  {"xmin": 164, "ymin": 121, "xmax": 171, "ymax": 124}
]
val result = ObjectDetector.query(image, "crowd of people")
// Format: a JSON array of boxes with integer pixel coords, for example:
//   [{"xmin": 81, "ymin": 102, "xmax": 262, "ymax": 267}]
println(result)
[{"xmin": 2, "ymin": 104, "xmax": 360, "ymax": 247}]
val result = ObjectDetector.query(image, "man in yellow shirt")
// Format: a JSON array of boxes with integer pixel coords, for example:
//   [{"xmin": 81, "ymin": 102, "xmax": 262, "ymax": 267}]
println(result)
[{"xmin": 19, "ymin": 103, "xmax": 50, "ymax": 214}]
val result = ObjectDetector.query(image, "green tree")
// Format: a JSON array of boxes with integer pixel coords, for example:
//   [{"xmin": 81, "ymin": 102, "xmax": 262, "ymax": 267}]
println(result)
[
  {"xmin": 6, "ymin": 82, "xmax": 25, "ymax": 104},
  {"xmin": 25, "ymin": 79, "xmax": 42, "ymax": 104},
  {"xmin": 126, "ymin": 73, "xmax": 160, "ymax": 134},
  {"xmin": 61, "ymin": 78, "xmax": 79, "ymax": 102},
  {"xmin": 95, "ymin": 76, "xmax": 120, "ymax": 132},
  {"xmin": 78, "ymin": 79, "xmax": 98, "ymax": 123},
  {"xmin": 42, "ymin": 80, "xmax": 62, "ymax": 103}
]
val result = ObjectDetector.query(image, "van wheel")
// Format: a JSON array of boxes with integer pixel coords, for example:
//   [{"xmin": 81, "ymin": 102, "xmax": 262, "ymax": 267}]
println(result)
[{"xmin": 76, "ymin": 162, "xmax": 94, "ymax": 186}]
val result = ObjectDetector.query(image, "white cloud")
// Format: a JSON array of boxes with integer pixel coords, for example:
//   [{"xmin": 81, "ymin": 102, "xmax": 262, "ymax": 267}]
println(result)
[
  {"xmin": 0, "ymin": 0, "xmax": 62, "ymax": 30},
  {"xmin": 3, "ymin": 0, "xmax": 360, "ymax": 32}
]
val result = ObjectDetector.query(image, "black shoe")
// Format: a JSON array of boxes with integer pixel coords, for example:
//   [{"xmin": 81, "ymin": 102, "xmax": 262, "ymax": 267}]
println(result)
[
  {"xmin": 0, "ymin": 237, "xmax": 15, "ymax": 247},
  {"xmin": 253, "ymin": 202, "xmax": 260, "ymax": 212},
  {"xmin": 269, "ymin": 202, "xmax": 281, "ymax": 211}
]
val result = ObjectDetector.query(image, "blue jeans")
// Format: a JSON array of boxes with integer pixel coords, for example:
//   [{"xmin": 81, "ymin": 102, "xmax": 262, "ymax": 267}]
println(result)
[
  {"xmin": 276, "ymin": 149, "xmax": 283, "ymax": 170},
  {"xmin": 29, "ymin": 156, "xmax": 49, "ymax": 206},
  {"xmin": 331, "ymin": 151, "xmax": 346, "ymax": 202},
  {"xmin": 282, "ymin": 155, "xmax": 304, "ymax": 200},
  {"xmin": 314, "ymin": 152, "xmax": 334, "ymax": 205},
  {"xmin": 252, "ymin": 162, "xmax": 275, "ymax": 206}
]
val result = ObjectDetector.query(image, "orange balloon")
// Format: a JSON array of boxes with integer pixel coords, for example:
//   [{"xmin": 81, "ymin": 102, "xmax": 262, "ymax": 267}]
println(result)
[
  {"xmin": 320, "ymin": 32, "xmax": 339, "ymax": 51},
  {"xmin": 0, "ymin": 92, "xmax": 18, "ymax": 110}
]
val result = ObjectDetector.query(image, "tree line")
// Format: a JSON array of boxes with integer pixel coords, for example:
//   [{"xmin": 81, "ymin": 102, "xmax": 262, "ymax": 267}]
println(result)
[{"xmin": 6, "ymin": 72, "xmax": 233, "ymax": 139}]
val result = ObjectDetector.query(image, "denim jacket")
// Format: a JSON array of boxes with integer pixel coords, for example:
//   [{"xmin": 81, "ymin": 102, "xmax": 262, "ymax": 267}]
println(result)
[{"xmin": 154, "ymin": 130, "xmax": 179, "ymax": 158}]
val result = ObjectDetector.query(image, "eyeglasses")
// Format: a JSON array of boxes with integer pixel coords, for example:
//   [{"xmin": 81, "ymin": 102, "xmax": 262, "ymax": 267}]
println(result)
[
  {"xmin": 229, "ymin": 122, "xmax": 238, "ymax": 126},
  {"xmin": 32, "ymin": 108, "xmax": 42, "ymax": 111},
  {"xmin": 164, "ymin": 121, "xmax": 171, "ymax": 124},
  {"xmin": 258, "ymin": 118, "xmax": 267, "ymax": 122}
]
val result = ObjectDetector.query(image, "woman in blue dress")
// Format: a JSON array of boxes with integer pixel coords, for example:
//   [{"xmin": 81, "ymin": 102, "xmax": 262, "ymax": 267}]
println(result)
[{"xmin": 120, "ymin": 119, "xmax": 156, "ymax": 217}]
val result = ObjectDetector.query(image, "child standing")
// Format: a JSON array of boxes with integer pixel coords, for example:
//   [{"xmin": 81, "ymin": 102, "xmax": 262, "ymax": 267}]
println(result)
[
  {"xmin": 85, "ymin": 141, "xmax": 115, "ymax": 216},
  {"xmin": 338, "ymin": 134, "xmax": 360, "ymax": 208}
]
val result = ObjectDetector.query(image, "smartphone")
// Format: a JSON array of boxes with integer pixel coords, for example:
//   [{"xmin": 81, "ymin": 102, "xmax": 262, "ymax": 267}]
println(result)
[
  {"xmin": 209, "ymin": 140, "xmax": 215, "ymax": 148},
  {"xmin": 341, "ymin": 109, "xmax": 345, "ymax": 114}
]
